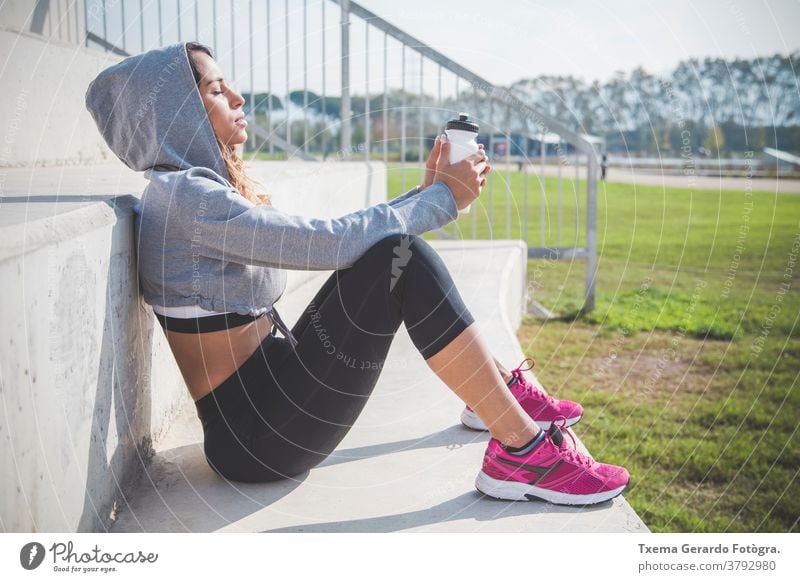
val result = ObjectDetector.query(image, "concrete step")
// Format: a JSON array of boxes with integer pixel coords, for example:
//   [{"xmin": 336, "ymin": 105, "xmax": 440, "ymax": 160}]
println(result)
[{"xmin": 110, "ymin": 240, "xmax": 648, "ymax": 533}]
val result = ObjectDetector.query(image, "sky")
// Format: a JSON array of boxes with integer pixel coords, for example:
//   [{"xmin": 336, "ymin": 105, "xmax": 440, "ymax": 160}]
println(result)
[
  {"xmin": 357, "ymin": 0, "xmax": 800, "ymax": 85},
  {"xmin": 93, "ymin": 0, "xmax": 800, "ymax": 97}
]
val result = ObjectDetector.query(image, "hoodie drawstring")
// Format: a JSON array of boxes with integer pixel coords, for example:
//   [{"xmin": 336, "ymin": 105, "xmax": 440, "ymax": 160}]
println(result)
[{"xmin": 269, "ymin": 305, "xmax": 298, "ymax": 350}]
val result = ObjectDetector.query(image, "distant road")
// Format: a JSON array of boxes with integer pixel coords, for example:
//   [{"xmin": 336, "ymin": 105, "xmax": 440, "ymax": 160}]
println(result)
[
  {"xmin": 598, "ymin": 167, "xmax": 800, "ymax": 194},
  {"xmin": 483, "ymin": 162, "xmax": 800, "ymax": 194}
]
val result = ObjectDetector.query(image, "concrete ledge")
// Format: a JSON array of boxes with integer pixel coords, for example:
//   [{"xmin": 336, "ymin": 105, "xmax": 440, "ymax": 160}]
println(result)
[{"xmin": 109, "ymin": 240, "xmax": 648, "ymax": 533}]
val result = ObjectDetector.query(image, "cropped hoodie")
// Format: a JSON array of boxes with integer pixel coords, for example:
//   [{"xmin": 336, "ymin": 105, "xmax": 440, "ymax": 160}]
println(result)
[{"xmin": 85, "ymin": 43, "xmax": 458, "ymax": 348}]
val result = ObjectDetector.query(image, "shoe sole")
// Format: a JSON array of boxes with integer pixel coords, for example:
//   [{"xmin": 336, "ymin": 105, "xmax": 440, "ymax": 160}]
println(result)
[
  {"xmin": 460, "ymin": 408, "xmax": 582, "ymax": 432},
  {"xmin": 475, "ymin": 470, "xmax": 629, "ymax": 506}
]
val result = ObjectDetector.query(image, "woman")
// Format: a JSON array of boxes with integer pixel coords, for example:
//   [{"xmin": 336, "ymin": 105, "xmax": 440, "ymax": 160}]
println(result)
[{"xmin": 85, "ymin": 42, "xmax": 629, "ymax": 505}]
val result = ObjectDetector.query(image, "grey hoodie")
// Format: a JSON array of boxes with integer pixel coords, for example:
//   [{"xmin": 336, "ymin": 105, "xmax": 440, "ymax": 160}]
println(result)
[{"xmin": 84, "ymin": 43, "xmax": 458, "ymax": 348}]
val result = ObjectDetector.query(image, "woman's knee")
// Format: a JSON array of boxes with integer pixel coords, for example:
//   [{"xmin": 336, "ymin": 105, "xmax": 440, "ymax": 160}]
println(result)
[
  {"xmin": 364, "ymin": 233, "xmax": 439, "ymax": 265},
  {"xmin": 367, "ymin": 233, "xmax": 418, "ymax": 256}
]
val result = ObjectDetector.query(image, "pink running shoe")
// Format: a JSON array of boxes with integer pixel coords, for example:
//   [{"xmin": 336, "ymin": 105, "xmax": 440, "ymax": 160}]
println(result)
[
  {"xmin": 460, "ymin": 357, "xmax": 583, "ymax": 431},
  {"xmin": 475, "ymin": 422, "xmax": 630, "ymax": 505}
]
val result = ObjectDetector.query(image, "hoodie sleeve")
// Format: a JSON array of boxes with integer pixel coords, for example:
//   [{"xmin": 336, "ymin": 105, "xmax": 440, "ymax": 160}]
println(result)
[
  {"xmin": 178, "ymin": 174, "xmax": 458, "ymax": 271},
  {"xmin": 387, "ymin": 184, "xmax": 422, "ymax": 207}
]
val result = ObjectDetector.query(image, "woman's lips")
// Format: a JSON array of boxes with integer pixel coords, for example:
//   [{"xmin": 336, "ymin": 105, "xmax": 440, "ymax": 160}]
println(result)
[{"xmin": 235, "ymin": 117, "xmax": 248, "ymax": 128}]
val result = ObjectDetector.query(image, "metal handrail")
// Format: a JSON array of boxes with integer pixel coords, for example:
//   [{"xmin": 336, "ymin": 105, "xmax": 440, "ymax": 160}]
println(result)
[{"xmin": 77, "ymin": 0, "xmax": 598, "ymax": 311}]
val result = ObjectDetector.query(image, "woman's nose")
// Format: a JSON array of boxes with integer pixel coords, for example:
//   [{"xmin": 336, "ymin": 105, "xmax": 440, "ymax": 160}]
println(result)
[{"xmin": 230, "ymin": 89, "xmax": 244, "ymax": 109}]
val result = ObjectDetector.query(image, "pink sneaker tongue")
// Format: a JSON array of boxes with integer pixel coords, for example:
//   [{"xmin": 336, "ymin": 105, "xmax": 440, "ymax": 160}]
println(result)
[{"xmin": 547, "ymin": 424, "xmax": 564, "ymax": 447}]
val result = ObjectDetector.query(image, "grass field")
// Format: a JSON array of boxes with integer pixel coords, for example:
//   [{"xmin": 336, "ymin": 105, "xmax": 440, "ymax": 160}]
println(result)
[{"xmin": 389, "ymin": 167, "xmax": 799, "ymax": 532}]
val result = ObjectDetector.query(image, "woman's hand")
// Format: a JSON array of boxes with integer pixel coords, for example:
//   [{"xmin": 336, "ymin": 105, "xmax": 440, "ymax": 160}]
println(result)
[
  {"xmin": 427, "ymin": 134, "xmax": 491, "ymax": 211},
  {"xmin": 422, "ymin": 136, "xmax": 492, "ymax": 191}
]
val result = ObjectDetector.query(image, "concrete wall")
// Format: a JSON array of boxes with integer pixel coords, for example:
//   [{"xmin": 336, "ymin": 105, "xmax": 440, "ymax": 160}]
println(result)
[
  {"xmin": 0, "ymin": 25, "xmax": 121, "ymax": 167},
  {"xmin": 0, "ymin": 0, "xmax": 85, "ymax": 46},
  {"xmin": 0, "ymin": 196, "xmax": 184, "ymax": 532}
]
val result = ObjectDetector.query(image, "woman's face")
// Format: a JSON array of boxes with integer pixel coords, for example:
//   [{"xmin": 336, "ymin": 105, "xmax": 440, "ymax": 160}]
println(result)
[{"xmin": 192, "ymin": 51, "xmax": 248, "ymax": 146}]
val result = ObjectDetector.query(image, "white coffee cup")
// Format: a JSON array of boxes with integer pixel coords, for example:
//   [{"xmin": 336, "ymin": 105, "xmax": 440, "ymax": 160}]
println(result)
[{"xmin": 444, "ymin": 113, "xmax": 480, "ymax": 214}]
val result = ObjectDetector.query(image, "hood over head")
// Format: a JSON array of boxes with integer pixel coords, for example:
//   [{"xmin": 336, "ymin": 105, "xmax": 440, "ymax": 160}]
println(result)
[{"xmin": 85, "ymin": 42, "xmax": 229, "ymax": 180}]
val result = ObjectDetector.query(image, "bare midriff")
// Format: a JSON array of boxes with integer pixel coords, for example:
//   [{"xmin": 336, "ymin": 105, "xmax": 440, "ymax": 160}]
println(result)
[{"xmin": 164, "ymin": 313, "xmax": 274, "ymax": 402}]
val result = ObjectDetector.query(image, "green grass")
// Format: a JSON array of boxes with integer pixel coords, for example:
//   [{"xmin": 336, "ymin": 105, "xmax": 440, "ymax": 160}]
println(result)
[{"xmin": 389, "ymin": 167, "xmax": 800, "ymax": 532}]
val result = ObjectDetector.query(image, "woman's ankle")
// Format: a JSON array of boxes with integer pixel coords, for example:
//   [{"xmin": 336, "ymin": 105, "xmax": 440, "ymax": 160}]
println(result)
[{"xmin": 495, "ymin": 424, "xmax": 541, "ymax": 449}]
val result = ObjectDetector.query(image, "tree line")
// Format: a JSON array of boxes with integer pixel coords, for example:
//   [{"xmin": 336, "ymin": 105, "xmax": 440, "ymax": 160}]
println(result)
[
  {"xmin": 508, "ymin": 52, "xmax": 799, "ymax": 154},
  {"xmin": 243, "ymin": 52, "xmax": 800, "ymax": 156}
]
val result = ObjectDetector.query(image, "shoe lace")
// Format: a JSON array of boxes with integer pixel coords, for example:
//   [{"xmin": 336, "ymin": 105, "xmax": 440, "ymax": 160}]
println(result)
[
  {"xmin": 511, "ymin": 358, "xmax": 557, "ymax": 405},
  {"xmin": 549, "ymin": 416, "xmax": 594, "ymax": 468}
]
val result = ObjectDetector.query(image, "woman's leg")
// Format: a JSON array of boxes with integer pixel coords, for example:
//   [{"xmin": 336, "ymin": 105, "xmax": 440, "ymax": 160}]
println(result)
[
  {"xmin": 289, "ymin": 260, "xmax": 515, "ymax": 386},
  {"xmin": 425, "ymin": 324, "xmax": 540, "ymax": 448},
  {"xmin": 245, "ymin": 234, "xmax": 538, "ymax": 480}
]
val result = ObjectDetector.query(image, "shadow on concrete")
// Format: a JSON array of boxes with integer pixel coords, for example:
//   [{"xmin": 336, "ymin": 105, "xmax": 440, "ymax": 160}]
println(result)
[
  {"xmin": 259, "ymin": 425, "xmax": 617, "ymax": 532},
  {"xmin": 110, "ymin": 442, "xmax": 309, "ymax": 532},
  {"xmin": 317, "ymin": 424, "xmax": 489, "ymax": 469},
  {"xmin": 261, "ymin": 490, "xmax": 614, "ymax": 533}
]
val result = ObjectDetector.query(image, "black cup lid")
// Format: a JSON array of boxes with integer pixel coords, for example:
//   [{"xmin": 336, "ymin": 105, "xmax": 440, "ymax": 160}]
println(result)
[{"xmin": 445, "ymin": 112, "xmax": 479, "ymax": 133}]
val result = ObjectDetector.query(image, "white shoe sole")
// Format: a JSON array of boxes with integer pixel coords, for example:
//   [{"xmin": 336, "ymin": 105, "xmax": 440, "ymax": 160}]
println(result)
[
  {"xmin": 475, "ymin": 470, "xmax": 628, "ymax": 505},
  {"xmin": 460, "ymin": 407, "xmax": 582, "ymax": 431}
]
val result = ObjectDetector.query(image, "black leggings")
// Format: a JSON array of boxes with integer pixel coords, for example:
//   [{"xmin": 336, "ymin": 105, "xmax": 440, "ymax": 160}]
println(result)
[{"xmin": 194, "ymin": 234, "xmax": 476, "ymax": 483}]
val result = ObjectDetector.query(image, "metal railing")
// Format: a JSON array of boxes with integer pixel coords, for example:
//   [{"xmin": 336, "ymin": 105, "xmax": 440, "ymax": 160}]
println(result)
[{"xmin": 77, "ymin": 0, "xmax": 598, "ymax": 312}]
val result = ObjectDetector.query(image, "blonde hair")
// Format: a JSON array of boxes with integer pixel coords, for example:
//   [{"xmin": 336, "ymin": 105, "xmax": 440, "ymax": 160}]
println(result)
[
  {"xmin": 218, "ymin": 141, "xmax": 273, "ymax": 207},
  {"xmin": 186, "ymin": 41, "xmax": 273, "ymax": 207}
]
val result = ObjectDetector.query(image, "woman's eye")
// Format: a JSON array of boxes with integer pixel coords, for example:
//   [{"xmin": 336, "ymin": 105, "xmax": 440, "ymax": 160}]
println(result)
[{"xmin": 212, "ymin": 90, "xmax": 223, "ymax": 95}]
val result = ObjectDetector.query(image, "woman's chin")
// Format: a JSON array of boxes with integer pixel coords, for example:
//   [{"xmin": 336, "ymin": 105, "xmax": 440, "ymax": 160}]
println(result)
[{"xmin": 224, "ymin": 131, "xmax": 248, "ymax": 147}]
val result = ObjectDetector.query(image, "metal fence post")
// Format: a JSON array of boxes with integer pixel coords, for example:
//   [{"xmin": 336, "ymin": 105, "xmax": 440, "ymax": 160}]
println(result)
[
  {"xmin": 267, "ymin": 0, "xmax": 273, "ymax": 155},
  {"xmin": 340, "ymin": 0, "xmax": 351, "ymax": 159},
  {"xmin": 365, "ymin": 19, "xmax": 370, "ymax": 161},
  {"xmin": 584, "ymin": 150, "xmax": 598, "ymax": 312},
  {"xmin": 248, "ymin": 0, "xmax": 255, "ymax": 151},
  {"xmin": 285, "ymin": 0, "xmax": 290, "ymax": 148},
  {"xmin": 303, "ymin": 0, "xmax": 309, "ymax": 156}
]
